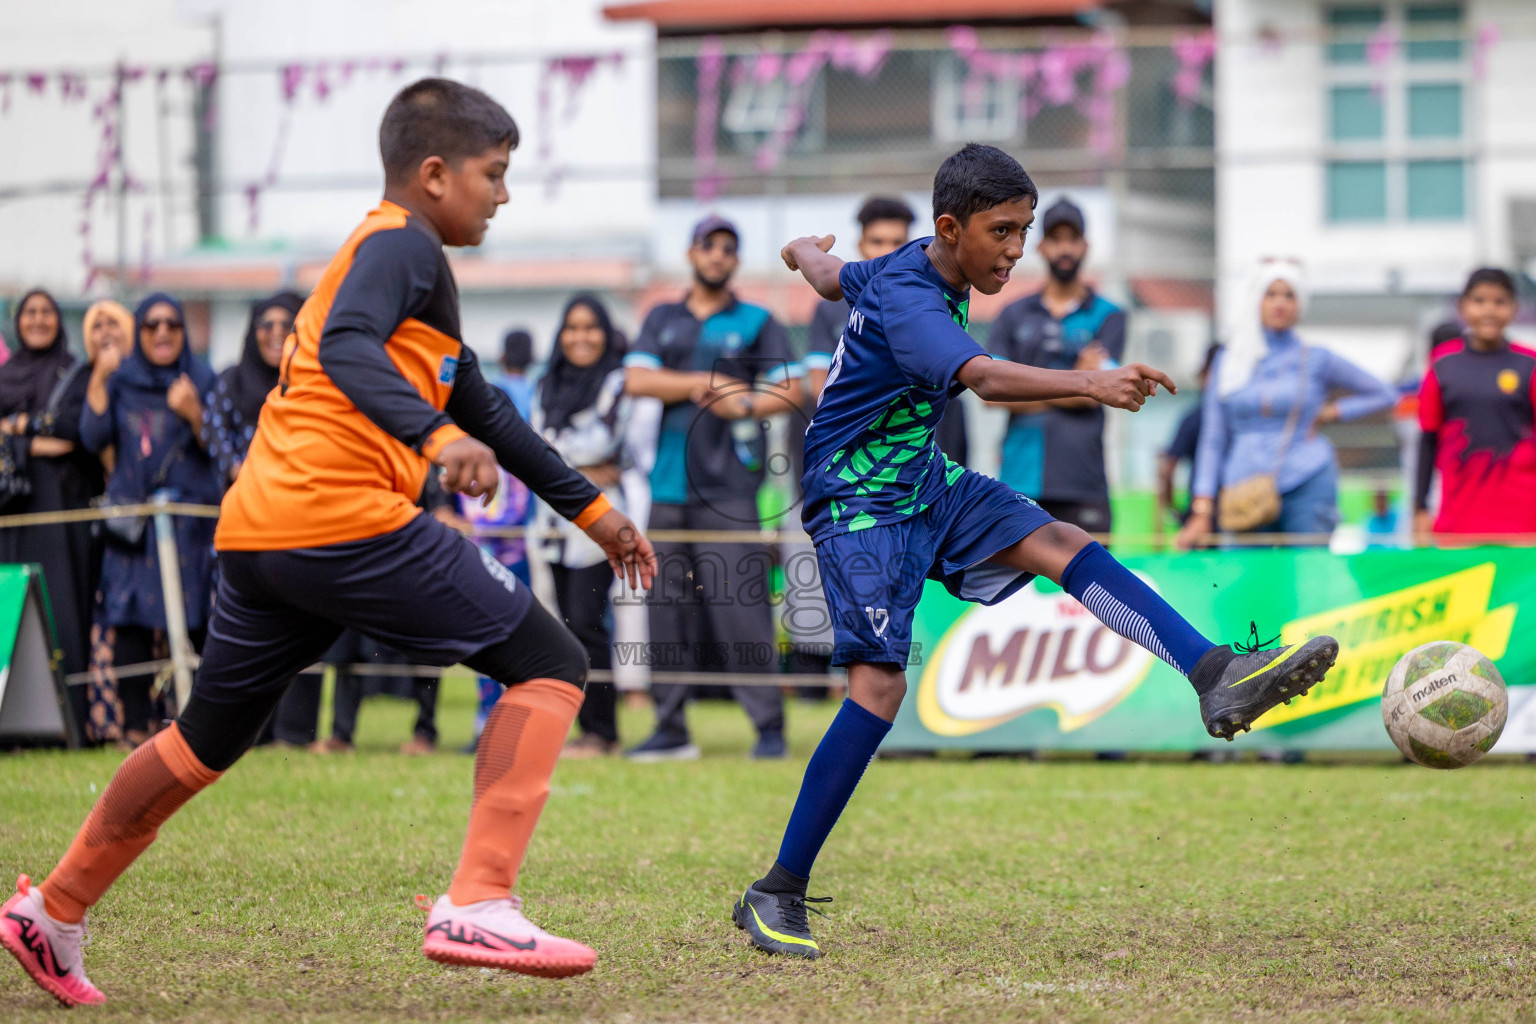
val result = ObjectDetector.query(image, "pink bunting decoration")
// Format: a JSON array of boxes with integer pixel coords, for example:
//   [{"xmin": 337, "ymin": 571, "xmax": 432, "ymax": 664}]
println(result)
[
  {"xmin": 753, "ymin": 52, "xmax": 783, "ymax": 85},
  {"xmin": 138, "ymin": 208, "xmax": 154, "ymax": 285},
  {"xmin": 59, "ymin": 72, "xmax": 88, "ymax": 102},
  {"xmin": 80, "ymin": 71, "xmax": 125, "ymax": 289},
  {"xmin": 947, "ymin": 27, "xmax": 1128, "ymax": 159},
  {"xmin": 281, "ymin": 63, "xmax": 304, "ymax": 101},
  {"xmin": 1171, "ymin": 29, "xmax": 1214, "ymax": 107},
  {"xmin": 1366, "ymin": 24, "xmax": 1397, "ymax": 98},
  {"xmin": 747, "ymin": 30, "xmax": 892, "ymax": 176},
  {"xmin": 1473, "ymin": 22, "xmax": 1499, "ymax": 79},
  {"xmin": 535, "ymin": 52, "xmax": 625, "ymax": 198},
  {"xmin": 184, "ymin": 61, "xmax": 217, "ymax": 89},
  {"xmin": 693, "ymin": 36, "xmax": 726, "ymax": 201}
]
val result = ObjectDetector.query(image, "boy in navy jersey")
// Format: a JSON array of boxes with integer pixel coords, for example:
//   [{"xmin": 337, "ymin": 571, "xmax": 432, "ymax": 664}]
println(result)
[{"xmin": 731, "ymin": 144, "xmax": 1340, "ymax": 959}]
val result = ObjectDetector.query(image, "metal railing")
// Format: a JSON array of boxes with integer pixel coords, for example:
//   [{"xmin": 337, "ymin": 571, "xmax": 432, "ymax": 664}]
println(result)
[{"xmin": 10, "ymin": 498, "xmax": 1531, "ymax": 703}]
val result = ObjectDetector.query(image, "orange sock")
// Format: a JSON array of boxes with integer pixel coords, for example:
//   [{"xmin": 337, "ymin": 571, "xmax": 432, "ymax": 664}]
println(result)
[
  {"xmin": 448, "ymin": 678, "xmax": 582, "ymax": 906},
  {"xmin": 39, "ymin": 723, "xmax": 222, "ymax": 922}
]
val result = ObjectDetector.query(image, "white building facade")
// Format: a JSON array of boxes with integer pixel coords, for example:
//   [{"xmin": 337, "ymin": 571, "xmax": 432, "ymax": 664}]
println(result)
[
  {"xmin": 1, "ymin": 0, "xmax": 656, "ymax": 365},
  {"xmin": 1216, "ymin": 0, "xmax": 1536, "ymax": 384}
]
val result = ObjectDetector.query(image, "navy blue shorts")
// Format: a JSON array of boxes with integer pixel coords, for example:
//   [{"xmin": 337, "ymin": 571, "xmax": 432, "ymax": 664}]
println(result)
[
  {"xmin": 196, "ymin": 512, "xmax": 536, "ymax": 704},
  {"xmin": 814, "ymin": 469, "xmax": 1054, "ymax": 668}
]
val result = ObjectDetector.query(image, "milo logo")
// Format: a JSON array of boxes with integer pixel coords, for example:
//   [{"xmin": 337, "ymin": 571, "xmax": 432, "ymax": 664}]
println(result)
[{"xmin": 915, "ymin": 580, "xmax": 1155, "ymax": 737}]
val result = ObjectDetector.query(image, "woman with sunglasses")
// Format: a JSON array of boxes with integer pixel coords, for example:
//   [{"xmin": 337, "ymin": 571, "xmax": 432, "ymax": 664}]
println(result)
[{"xmin": 80, "ymin": 293, "xmax": 221, "ymax": 748}]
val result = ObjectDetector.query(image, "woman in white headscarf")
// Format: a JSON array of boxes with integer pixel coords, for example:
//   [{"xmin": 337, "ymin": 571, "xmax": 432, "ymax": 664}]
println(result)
[{"xmin": 1176, "ymin": 259, "xmax": 1395, "ymax": 548}]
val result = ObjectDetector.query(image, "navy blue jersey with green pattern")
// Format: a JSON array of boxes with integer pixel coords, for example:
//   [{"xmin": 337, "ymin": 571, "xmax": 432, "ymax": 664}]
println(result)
[{"xmin": 801, "ymin": 238, "xmax": 988, "ymax": 542}]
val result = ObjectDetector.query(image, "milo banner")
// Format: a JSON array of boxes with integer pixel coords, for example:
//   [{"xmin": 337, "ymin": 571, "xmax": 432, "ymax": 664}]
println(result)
[
  {"xmin": 0, "ymin": 564, "xmax": 79, "ymax": 748},
  {"xmin": 888, "ymin": 547, "xmax": 1536, "ymax": 754}
]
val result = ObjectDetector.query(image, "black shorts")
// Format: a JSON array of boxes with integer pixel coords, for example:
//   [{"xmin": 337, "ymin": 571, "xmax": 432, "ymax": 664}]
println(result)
[
  {"xmin": 1035, "ymin": 498, "xmax": 1113, "ymax": 534},
  {"xmin": 195, "ymin": 513, "xmax": 538, "ymax": 706}
]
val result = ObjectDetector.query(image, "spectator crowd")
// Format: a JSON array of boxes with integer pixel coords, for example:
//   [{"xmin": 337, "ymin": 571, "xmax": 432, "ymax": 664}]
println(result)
[{"xmin": 3, "ymin": 201, "xmax": 1531, "ymax": 757}]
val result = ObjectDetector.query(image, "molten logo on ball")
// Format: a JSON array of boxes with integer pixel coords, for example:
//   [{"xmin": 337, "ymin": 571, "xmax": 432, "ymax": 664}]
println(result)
[{"xmin": 1381, "ymin": 641, "xmax": 1508, "ymax": 769}]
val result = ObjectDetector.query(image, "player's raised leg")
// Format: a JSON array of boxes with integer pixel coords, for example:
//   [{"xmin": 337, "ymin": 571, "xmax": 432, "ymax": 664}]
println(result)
[
  {"xmin": 992, "ymin": 520, "xmax": 1338, "ymax": 740},
  {"xmin": 2, "ymin": 571, "xmax": 341, "ymax": 1007},
  {"xmin": 420, "ymin": 598, "xmax": 596, "ymax": 978}
]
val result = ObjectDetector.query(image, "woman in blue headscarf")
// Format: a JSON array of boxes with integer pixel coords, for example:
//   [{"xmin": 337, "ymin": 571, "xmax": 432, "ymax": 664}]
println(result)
[{"xmin": 80, "ymin": 293, "xmax": 221, "ymax": 747}]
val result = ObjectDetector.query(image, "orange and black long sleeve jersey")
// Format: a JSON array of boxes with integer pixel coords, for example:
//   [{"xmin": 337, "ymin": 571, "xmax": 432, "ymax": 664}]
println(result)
[{"xmin": 216, "ymin": 201, "xmax": 603, "ymax": 552}]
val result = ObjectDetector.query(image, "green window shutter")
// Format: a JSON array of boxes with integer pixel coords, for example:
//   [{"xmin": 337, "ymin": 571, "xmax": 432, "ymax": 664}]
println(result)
[
  {"xmin": 1407, "ymin": 4, "xmax": 1463, "ymax": 62},
  {"xmin": 1406, "ymin": 159, "xmax": 1465, "ymax": 219},
  {"xmin": 1407, "ymin": 82, "xmax": 1462, "ymax": 138},
  {"xmin": 1327, "ymin": 6, "xmax": 1385, "ymax": 64},
  {"xmin": 1327, "ymin": 161, "xmax": 1388, "ymax": 221},
  {"xmin": 1330, "ymin": 85, "xmax": 1385, "ymax": 140}
]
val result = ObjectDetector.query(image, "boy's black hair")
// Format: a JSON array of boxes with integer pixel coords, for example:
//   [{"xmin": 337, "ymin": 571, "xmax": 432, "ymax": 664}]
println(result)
[
  {"xmin": 500, "ymin": 328, "xmax": 534, "ymax": 372},
  {"xmin": 379, "ymin": 78, "xmax": 519, "ymax": 185},
  {"xmin": 856, "ymin": 196, "xmax": 916, "ymax": 228},
  {"xmin": 1429, "ymin": 319, "xmax": 1463, "ymax": 347},
  {"xmin": 1461, "ymin": 266, "xmax": 1517, "ymax": 300},
  {"xmin": 931, "ymin": 144, "xmax": 1037, "ymax": 227}
]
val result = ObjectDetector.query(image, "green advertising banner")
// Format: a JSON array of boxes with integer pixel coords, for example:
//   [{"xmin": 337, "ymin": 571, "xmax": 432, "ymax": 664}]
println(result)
[{"xmin": 888, "ymin": 547, "xmax": 1536, "ymax": 753}]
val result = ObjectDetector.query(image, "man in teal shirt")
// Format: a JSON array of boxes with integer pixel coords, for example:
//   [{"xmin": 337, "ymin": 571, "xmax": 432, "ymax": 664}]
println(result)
[{"xmin": 623, "ymin": 215, "xmax": 805, "ymax": 760}]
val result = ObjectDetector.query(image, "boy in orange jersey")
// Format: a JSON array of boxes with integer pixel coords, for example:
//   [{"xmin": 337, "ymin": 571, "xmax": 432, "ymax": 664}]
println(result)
[{"xmin": 1, "ymin": 79, "xmax": 656, "ymax": 1007}]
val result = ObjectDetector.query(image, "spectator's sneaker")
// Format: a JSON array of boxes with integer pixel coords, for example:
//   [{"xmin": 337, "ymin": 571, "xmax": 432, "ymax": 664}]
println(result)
[
  {"xmin": 623, "ymin": 732, "xmax": 700, "ymax": 762},
  {"xmin": 732, "ymin": 884, "xmax": 830, "ymax": 959},
  {"xmin": 419, "ymin": 893, "xmax": 595, "ymax": 978},
  {"xmin": 0, "ymin": 875, "xmax": 105, "ymax": 1007},
  {"xmin": 751, "ymin": 731, "xmax": 787, "ymax": 760},
  {"xmin": 1194, "ymin": 626, "xmax": 1339, "ymax": 741},
  {"xmin": 561, "ymin": 734, "xmax": 618, "ymax": 760}
]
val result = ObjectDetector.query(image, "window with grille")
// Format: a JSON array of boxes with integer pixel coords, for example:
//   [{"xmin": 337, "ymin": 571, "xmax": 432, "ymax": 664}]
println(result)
[{"xmin": 1323, "ymin": 2, "xmax": 1468, "ymax": 224}]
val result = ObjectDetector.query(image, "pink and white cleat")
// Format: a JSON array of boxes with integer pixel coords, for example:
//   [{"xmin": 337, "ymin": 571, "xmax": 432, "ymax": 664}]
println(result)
[
  {"xmin": 419, "ymin": 893, "xmax": 596, "ymax": 978},
  {"xmin": 1, "ymin": 875, "xmax": 105, "ymax": 1007}
]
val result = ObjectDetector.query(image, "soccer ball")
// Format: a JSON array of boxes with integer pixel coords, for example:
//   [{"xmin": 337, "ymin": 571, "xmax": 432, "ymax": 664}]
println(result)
[{"xmin": 1382, "ymin": 642, "xmax": 1507, "ymax": 769}]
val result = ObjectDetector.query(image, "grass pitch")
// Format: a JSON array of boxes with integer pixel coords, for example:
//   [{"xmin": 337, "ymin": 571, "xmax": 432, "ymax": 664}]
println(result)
[{"xmin": 3, "ymin": 676, "xmax": 1535, "ymax": 1023}]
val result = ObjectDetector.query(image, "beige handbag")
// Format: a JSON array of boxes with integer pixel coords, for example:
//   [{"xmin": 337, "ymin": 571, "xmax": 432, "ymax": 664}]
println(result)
[{"xmin": 1216, "ymin": 347, "xmax": 1309, "ymax": 533}]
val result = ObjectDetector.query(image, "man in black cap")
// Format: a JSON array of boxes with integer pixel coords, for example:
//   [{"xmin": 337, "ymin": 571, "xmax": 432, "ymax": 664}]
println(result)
[
  {"xmin": 623, "ymin": 214, "xmax": 804, "ymax": 760},
  {"xmin": 986, "ymin": 196, "xmax": 1126, "ymax": 534}
]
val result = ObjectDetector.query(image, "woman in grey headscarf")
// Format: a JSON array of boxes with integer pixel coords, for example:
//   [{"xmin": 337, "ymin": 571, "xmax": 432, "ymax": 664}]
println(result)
[{"xmin": 1177, "ymin": 259, "xmax": 1395, "ymax": 548}]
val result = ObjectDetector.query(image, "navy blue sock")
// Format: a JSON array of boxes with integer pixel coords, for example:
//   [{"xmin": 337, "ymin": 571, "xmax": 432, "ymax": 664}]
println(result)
[
  {"xmin": 770, "ymin": 698, "xmax": 891, "ymax": 881},
  {"xmin": 1061, "ymin": 542, "xmax": 1217, "ymax": 683}
]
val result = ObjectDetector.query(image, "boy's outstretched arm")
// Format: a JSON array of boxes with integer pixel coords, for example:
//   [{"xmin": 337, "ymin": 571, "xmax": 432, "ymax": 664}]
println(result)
[
  {"xmin": 448, "ymin": 347, "xmax": 657, "ymax": 589},
  {"xmin": 956, "ymin": 354, "xmax": 1176, "ymax": 412},
  {"xmin": 781, "ymin": 235, "xmax": 843, "ymax": 301}
]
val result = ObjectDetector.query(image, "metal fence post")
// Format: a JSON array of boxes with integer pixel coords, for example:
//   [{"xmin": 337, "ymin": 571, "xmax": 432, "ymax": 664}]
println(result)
[{"xmin": 152, "ymin": 497, "xmax": 195, "ymax": 711}]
